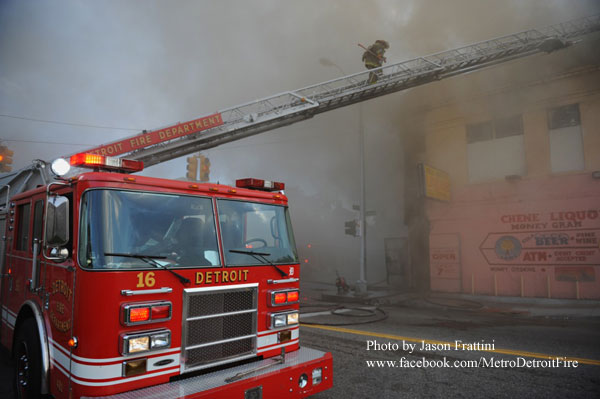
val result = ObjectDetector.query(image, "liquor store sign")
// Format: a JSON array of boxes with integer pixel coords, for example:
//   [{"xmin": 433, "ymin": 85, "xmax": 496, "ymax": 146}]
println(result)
[{"xmin": 480, "ymin": 209, "xmax": 600, "ymax": 268}]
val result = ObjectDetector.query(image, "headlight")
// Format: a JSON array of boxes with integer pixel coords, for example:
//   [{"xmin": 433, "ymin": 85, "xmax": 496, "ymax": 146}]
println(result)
[
  {"xmin": 121, "ymin": 329, "xmax": 171, "ymax": 355},
  {"xmin": 128, "ymin": 336, "xmax": 149, "ymax": 354},
  {"xmin": 151, "ymin": 332, "xmax": 171, "ymax": 349},
  {"xmin": 270, "ymin": 311, "xmax": 299, "ymax": 329},
  {"xmin": 287, "ymin": 312, "xmax": 299, "ymax": 325},
  {"xmin": 273, "ymin": 314, "xmax": 287, "ymax": 328}
]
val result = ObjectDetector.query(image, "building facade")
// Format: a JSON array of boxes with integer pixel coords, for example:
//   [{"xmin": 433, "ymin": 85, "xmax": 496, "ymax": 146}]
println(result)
[{"xmin": 405, "ymin": 38, "xmax": 600, "ymax": 299}]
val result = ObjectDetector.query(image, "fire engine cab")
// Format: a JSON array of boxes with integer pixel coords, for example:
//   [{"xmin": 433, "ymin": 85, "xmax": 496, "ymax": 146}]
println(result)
[{"xmin": 0, "ymin": 153, "xmax": 332, "ymax": 398}]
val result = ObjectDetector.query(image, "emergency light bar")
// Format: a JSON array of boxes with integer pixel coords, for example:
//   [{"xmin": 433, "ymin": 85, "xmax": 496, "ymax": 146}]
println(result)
[
  {"xmin": 69, "ymin": 153, "xmax": 144, "ymax": 173},
  {"xmin": 236, "ymin": 178, "xmax": 285, "ymax": 191}
]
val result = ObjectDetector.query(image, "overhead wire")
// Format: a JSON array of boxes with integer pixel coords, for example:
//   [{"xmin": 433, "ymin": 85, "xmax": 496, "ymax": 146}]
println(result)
[
  {"xmin": 0, "ymin": 113, "xmax": 140, "ymax": 131},
  {"xmin": 0, "ymin": 138, "xmax": 96, "ymax": 146}
]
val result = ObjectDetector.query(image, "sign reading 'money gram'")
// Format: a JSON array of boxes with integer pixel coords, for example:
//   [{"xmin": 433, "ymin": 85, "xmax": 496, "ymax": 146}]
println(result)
[{"xmin": 88, "ymin": 113, "xmax": 224, "ymax": 157}]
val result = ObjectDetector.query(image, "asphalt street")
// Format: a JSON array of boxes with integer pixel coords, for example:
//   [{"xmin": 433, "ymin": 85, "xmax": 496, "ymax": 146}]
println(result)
[{"xmin": 302, "ymin": 297, "xmax": 600, "ymax": 399}]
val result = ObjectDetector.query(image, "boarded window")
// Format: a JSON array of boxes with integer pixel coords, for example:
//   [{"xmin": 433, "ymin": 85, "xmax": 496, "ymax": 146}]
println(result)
[
  {"xmin": 548, "ymin": 104, "xmax": 584, "ymax": 173},
  {"xmin": 466, "ymin": 115, "xmax": 525, "ymax": 183},
  {"xmin": 548, "ymin": 103, "xmax": 580, "ymax": 129},
  {"xmin": 466, "ymin": 121, "xmax": 493, "ymax": 143},
  {"xmin": 16, "ymin": 203, "xmax": 31, "ymax": 251},
  {"xmin": 494, "ymin": 115, "xmax": 523, "ymax": 139}
]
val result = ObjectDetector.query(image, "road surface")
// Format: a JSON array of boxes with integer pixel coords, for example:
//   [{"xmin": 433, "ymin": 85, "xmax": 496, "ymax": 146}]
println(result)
[{"xmin": 302, "ymin": 299, "xmax": 600, "ymax": 398}]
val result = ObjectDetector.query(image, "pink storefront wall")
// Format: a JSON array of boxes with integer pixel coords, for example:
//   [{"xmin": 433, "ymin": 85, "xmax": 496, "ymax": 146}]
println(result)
[{"xmin": 427, "ymin": 172, "xmax": 600, "ymax": 299}]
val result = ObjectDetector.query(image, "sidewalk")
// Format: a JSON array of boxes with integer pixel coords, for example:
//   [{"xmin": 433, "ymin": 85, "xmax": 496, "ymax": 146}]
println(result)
[{"xmin": 300, "ymin": 280, "xmax": 600, "ymax": 318}]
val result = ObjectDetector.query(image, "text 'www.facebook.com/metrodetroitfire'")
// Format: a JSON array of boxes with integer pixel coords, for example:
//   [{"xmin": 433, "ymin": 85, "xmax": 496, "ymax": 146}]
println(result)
[{"xmin": 364, "ymin": 339, "xmax": 579, "ymax": 369}]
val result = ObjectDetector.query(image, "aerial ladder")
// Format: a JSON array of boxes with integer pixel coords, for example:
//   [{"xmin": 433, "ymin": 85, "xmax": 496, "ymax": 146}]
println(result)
[{"xmin": 1, "ymin": 13, "xmax": 599, "ymax": 202}]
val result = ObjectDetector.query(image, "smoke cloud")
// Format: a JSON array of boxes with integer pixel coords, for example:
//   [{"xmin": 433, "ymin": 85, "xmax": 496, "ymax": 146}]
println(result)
[{"xmin": 1, "ymin": 0, "xmax": 598, "ymax": 284}]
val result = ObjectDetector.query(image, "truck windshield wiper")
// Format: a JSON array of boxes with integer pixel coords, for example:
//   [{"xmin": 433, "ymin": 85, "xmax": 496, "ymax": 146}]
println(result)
[
  {"xmin": 229, "ymin": 249, "xmax": 287, "ymax": 277},
  {"xmin": 105, "ymin": 252, "xmax": 190, "ymax": 285}
]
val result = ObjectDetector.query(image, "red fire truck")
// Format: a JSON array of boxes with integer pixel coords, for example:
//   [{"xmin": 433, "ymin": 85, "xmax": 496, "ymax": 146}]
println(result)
[{"xmin": 0, "ymin": 153, "xmax": 332, "ymax": 398}]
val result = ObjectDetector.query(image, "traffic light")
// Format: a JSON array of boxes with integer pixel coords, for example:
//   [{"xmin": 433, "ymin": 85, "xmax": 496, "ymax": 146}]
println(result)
[
  {"xmin": 186, "ymin": 156, "xmax": 198, "ymax": 180},
  {"xmin": 0, "ymin": 146, "xmax": 14, "ymax": 173},
  {"xmin": 199, "ymin": 155, "xmax": 210, "ymax": 182}
]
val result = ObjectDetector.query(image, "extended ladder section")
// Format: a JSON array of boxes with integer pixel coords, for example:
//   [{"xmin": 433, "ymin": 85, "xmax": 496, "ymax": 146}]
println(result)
[{"xmin": 126, "ymin": 14, "xmax": 599, "ymax": 168}]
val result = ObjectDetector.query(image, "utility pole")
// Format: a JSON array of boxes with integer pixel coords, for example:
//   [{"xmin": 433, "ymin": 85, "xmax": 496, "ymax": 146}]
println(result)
[
  {"xmin": 320, "ymin": 57, "xmax": 369, "ymax": 295},
  {"xmin": 355, "ymin": 104, "xmax": 368, "ymax": 295}
]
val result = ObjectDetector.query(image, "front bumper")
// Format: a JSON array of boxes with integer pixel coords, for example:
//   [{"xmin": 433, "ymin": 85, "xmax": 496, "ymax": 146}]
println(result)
[{"xmin": 84, "ymin": 347, "xmax": 332, "ymax": 399}]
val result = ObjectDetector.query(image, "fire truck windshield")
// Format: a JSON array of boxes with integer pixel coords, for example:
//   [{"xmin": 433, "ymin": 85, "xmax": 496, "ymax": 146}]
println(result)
[
  {"xmin": 218, "ymin": 199, "xmax": 298, "ymax": 266},
  {"xmin": 78, "ymin": 189, "xmax": 220, "ymax": 269}
]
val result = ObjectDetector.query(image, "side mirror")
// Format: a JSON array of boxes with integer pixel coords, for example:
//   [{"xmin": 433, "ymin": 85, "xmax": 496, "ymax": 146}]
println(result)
[
  {"xmin": 49, "ymin": 247, "xmax": 69, "ymax": 262},
  {"xmin": 45, "ymin": 195, "xmax": 69, "ymax": 247}
]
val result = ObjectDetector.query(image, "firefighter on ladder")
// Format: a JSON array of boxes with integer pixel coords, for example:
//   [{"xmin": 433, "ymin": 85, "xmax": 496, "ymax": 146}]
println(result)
[{"xmin": 361, "ymin": 40, "xmax": 389, "ymax": 84}]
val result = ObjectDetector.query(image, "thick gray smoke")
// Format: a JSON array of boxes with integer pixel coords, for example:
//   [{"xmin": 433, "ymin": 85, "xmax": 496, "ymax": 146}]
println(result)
[{"xmin": 1, "ymin": 0, "xmax": 599, "ymax": 284}]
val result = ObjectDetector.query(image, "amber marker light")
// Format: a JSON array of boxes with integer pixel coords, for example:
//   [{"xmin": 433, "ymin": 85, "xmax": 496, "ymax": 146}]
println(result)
[
  {"xmin": 274, "ymin": 292, "xmax": 287, "ymax": 305},
  {"xmin": 286, "ymin": 291, "xmax": 299, "ymax": 302},
  {"xmin": 68, "ymin": 337, "xmax": 78, "ymax": 349},
  {"xmin": 123, "ymin": 358, "xmax": 147, "ymax": 377},
  {"xmin": 129, "ymin": 307, "xmax": 151, "ymax": 323}
]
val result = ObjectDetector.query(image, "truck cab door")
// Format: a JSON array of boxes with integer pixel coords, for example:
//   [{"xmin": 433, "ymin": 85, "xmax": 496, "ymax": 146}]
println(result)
[
  {"xmin": 43, "ymin": 191, "xmax": 76, "ymax": 398},
  {"xmin": 0, "ymin": 199, "xmax": 32, "ymax": 349}
]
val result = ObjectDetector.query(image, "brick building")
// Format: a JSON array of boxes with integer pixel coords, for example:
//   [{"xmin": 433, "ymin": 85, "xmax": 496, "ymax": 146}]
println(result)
[{"xmin": 404, "ymin": 35, "xmax": 600, "ymax": 299}]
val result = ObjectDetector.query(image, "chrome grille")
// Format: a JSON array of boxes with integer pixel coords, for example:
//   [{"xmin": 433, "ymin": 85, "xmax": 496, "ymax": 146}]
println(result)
[{"xmin": 182, "ymin": 284, "xmax": 258, "ymax": 371}]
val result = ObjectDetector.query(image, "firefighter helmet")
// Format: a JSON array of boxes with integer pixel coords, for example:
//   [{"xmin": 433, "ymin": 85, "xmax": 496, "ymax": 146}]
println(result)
[{"xmin": 375, "ymin": 40, "xmax": 389, "ymax": 49}]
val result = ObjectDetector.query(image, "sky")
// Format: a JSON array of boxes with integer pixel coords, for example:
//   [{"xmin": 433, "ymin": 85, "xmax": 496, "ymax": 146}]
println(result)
[{"xmin": 1, "ymin": 0, "xmax": 599, "ymax": 283}]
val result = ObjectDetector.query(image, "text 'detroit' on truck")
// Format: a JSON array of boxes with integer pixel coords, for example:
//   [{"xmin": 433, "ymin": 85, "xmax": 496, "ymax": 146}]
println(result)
[{"xmin": 0, "ymin": 154, "xmax": 332, "ymax": 398}]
